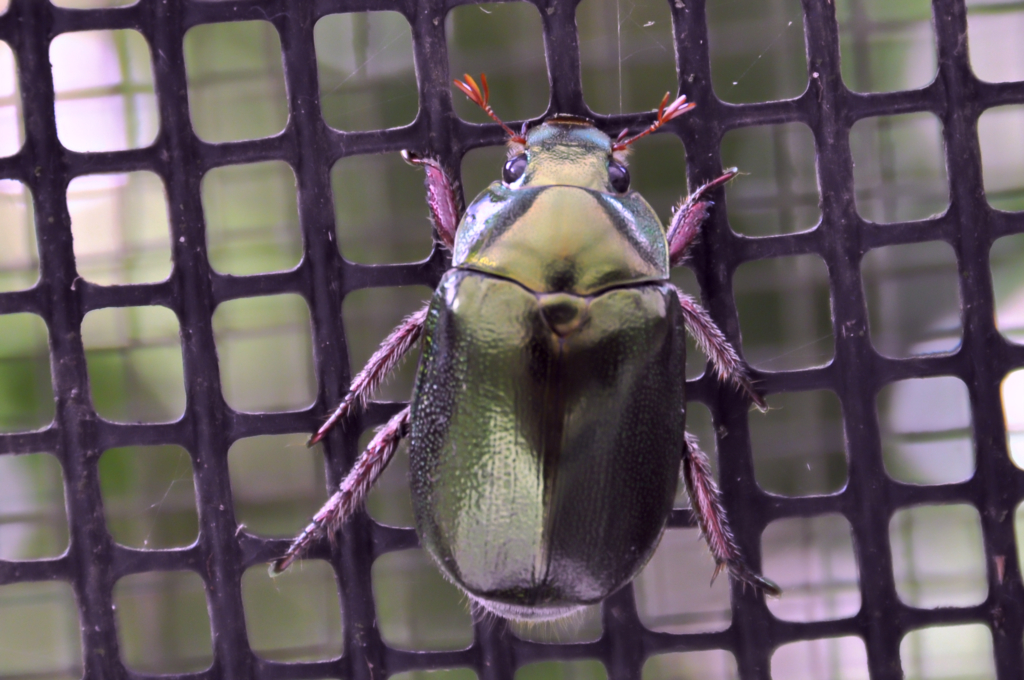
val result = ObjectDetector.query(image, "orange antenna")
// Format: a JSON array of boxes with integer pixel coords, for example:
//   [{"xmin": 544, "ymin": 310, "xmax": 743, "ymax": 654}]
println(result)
[
  {"xmin": 454, "ymin": 73, "xmax": 527, "ymax": 145},
  {"xmin": 612, "ymin": 92, "xmax": 695, "ymax": 152}
]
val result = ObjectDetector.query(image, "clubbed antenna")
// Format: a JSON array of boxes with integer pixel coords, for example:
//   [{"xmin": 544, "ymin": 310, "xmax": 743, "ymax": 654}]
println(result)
[
  {"xmin": 612, "ymin": 92, "xmax": 695, "ymax": 152},
  {"xmin": 454, "ymin": 73, "xmax": 527, "ymax": 145}
]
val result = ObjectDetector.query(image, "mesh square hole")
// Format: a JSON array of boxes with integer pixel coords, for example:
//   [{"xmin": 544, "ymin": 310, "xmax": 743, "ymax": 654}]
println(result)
[
  {"xmin": 762, "ymin": 514, "xmax": 861, "ymax": 621},
  {"xmin": 332, "ymin": 154, "xmax": 435, "ymax": 264},
  {"xmin": 669, "ymin": 283, "xmax": 720, "ymax": 380},
  {"xmin": 836, "ymin": 0, "xmax": 937, "ymax": 93},
  {"xmin": 707, "ymin": 0, "xmax": 808, "ymax": 104},
  {"xmin": 341, "ymin": 286, "xmax": 432, "ymax": 403},
  {"xmin": 634, "ymin": 527, "xmax": 732, "ymax": 634},
  {"xmin": 862, "ymin": 241, "xmax": 961, "ymax": 357},
  {"xmin": 81, "ymin": 305, "xmax": 185, "ymax": 423},
  {"xmin": 628, "ymin": 133, "xmax": 689, "ymax": 221},
  {"xmin": 577, "ymin": 0, "xmax": 678, "ymax": 115},
  {"xmin": 212, "ymin": 294, "xmax": 316, "ymax": 413},
  {"xmin": 50, "ymin": 29, "xmax": 158, "ymax": 152},
  {"xmin": 67, "ymin": 172, "xmax": 172, "ymax": 285},
  {"xmin": 1014, "ymin": 502, "xmax": 1024, "ymax": 588},
  {"xmin": 113, "ymin": 570, "xmax": 213, "ymax": 673},
  {"xmin": 643, "ymin": 650, "xmax": 738, "ymax": 680},
  {"xmin": 202, "ymin": 161, "xmax": 301, "ymax": 275},
  {"xmin": 978, "ymin": 105, "xmax": 1024, "ymax": 212},
  {"xmin": 0, "ymin": 312, "xmax": 54, "ymax": 433},
  {"xmin": 98, "ymin": 445, "xmax": 198, "ymax": 549},
  {"xmin": 459, "ymin": 145, "xmax": 508, "ymax": 215},
  {"xmin": 516, "ymin": 660, "xmax": 606, "ymax": 680},
  {"xmin": 991, "ymin": 233, "xmax": 1024, "ymax": 343},
  {"xmin": 241, "ymin": 561, "xmax": 343, "ymax": 662},
  {"xmin": 0, "ymin": 180, "xmax": 36, "ymax": 293},
  {"xmin": 1002, "ymin": 368, "xmax": 1024, "ymax": 470},
  {"xmin": 372, "ymin": 549, "xmax": 474, "ymax": 651},
  {"xmin": 0, "ymin": 581, "xmax": 81, "ymax": 680},
  {"xmin": 0, "ymin": 39, "xmax": 22, "ymax": 156},
  {"xmin": 447, "ymin": 2, "xmax": 548, "ymax": 124},
  {"xmin": 734, "ymin": 254, "xmax": 834, "ymax": 372},
  {"xmin": 184, "ymin": 21, "xmax": 288, "ymax": 143},
  {"xmin": 890, "ymin": 503, "xmax": 987, "ymax": 608},
  {"xmin": 851, "ymin": 112, "xmax": 949, "ymax": 223},
  {"xmin": 392, "ymin": 671, "xmax": 477, "ymax": 680},
  {"xmin": 966, "ymin": 0, "xmax": 1024, "ymax": 84},
  {"xmin": 771, "ymin": 636, "xmax": 869, "ymax": 679},
  {"xmin": 751, "ymin": 389, "xmax": 847, "ymax": 496},
  {"xmin": 900, "ymin": 623, "xmax": 996, "ymax": 679},
  {"xmin": 314, "ymin": 12, "xmax": 417, "ymax": 132},
  {"xmin": 878, "ymin": 376, "xmax": 973, "ymax": 485},
  {"xmin": 227, "ymin": 433, "xmax": 326, "ymax": 536},
  {"xmin": 0, "ymin": 452, "xmax": 68, "ymax": 560},
  {"xmin": 364, "ymin": 425, "xmax": 415, "ymax": 528},
  {"xmin": 721, "ymin": 122, "xmax": 820, "ymax": 236}
]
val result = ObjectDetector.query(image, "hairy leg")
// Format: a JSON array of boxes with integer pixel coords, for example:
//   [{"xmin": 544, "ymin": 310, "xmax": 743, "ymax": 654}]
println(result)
[
  {"xmin": 667, "ymin": 168, "xmax": 739, "ymax": 266},
  {"xmin": 401, "ymin": 151, "xmax": 460, "ymax": 250},
  {"xmin": 682, "ymin": 431, "xmax": 780, "ymax": 595},
  {"xmin": 668, "ymin": 284, "xmax": 766, "ymax": 410},
  {"xmin": 273, "ymin": 406, "xmax": 411, "ymax": 574},
  {"xmin": 309, "ymin": 304, "xmax": 428, "ymax": 446}
]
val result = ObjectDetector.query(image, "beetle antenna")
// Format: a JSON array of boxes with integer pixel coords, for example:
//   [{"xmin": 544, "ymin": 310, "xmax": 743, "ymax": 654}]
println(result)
[
  {"xmin": 612, "ymin": 92, "xmax": 695, "ymax": 152},
  {"xmin": 454, "ymin": 73, "xmax": 527, "ymax": 145}
]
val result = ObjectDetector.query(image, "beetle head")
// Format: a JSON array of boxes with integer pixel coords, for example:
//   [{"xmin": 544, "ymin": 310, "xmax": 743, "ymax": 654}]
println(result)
[
  {"xmin": 455, "ymin": 74, "xmax": 694, "ymax": 195},
  {"xmin": 512, "ymin": 117, "xmax": 618, "ymax": 192}
]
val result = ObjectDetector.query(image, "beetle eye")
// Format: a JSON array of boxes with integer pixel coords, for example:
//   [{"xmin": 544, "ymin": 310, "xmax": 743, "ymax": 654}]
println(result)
[
  {"xmin": 608, "ymin": 162, "xmax": 630, "ymax": 193},
  {"xmin": 503, "ymin": 154, "xmax": 528, "ymax": 184}
]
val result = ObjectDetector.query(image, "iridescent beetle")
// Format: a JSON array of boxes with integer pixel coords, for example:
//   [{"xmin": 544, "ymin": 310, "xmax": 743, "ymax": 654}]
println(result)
[{"xmin": 273, "ymin": 75, "xmax": 779, "ymax": 620}]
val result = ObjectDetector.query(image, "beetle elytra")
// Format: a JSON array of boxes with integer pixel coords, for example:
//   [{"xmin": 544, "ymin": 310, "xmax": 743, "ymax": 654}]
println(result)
[{"xmin": 272, "ymin": 74, "xmax": 779, "ymax": 621}]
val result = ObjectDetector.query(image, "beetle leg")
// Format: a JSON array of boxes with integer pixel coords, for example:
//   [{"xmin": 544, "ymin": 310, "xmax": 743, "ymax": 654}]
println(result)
[
  {"xmin": 667, "ymin": 168, "xmax": 738, "ymax": 266},
  {"xmin": 401, "ymin": 150, "xmax": 460, "ymax": 250},
  {"xmin": 669, "ymin": 284, "xmax": 767, "ymax": 411},
  {"xmin": 309, "ymin": 303, "xmax": 429, "ymax": 446},
  {"xmin": 272, "ymin": 406, "xmax": 411, "ymax": 574},
  {"xmin": 682, "ymin": 431, "xmax": 781, "ymax": 596}
]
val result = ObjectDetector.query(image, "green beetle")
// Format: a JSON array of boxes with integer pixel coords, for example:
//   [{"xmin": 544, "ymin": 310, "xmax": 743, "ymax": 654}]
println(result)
[{"xmin": 273, "ymin": 75, "xmax": 778, "ymax": 620}]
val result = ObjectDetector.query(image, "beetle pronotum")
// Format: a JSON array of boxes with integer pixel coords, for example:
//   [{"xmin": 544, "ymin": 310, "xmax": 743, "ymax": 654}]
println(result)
[{"xmin": 273, "ymin": 74, "xmax": 779, "ymax": 621}]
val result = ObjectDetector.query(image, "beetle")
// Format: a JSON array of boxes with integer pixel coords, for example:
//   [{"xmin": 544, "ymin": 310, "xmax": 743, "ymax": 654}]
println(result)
[{"xmin": 272, "ymin": 74, "xmax": 779, "ymax": 620}]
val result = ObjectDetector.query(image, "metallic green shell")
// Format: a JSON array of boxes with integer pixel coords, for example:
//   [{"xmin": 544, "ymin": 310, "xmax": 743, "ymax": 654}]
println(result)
[
  {"xmin": 408, "ymin": 269, "xmax": 687, "ymax": 620},
  {"xmin": 452, "ymin": 121, "xmax": 670, "ymax": 296}
]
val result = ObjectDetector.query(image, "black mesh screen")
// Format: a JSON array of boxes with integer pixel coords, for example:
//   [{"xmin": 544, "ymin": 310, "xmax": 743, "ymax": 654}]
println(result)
[{"xmin": 0, "ymin": 0, "xmax": 1022, "ymax": 678}]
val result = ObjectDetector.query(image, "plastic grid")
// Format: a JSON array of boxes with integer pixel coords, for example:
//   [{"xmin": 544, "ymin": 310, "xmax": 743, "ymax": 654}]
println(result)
[{"xmin": 0, "ymin": 0, "xmax": 1022, "ymax": 679}]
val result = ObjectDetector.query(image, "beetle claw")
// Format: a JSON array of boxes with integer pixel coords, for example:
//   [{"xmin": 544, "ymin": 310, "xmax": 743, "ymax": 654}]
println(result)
[
  {"xmin": 715, "ymin": 560, "xmax": 782, "ymax": 597},
  {"xmin": 752, "ymin": 574, "xmax": 783, "ymax": 598}
]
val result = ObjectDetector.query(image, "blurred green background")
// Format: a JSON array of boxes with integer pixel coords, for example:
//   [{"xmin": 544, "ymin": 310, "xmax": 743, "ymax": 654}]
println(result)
[{"xmin": 1, "ymin": 0, "xmax": 1023, "ymax": 678}]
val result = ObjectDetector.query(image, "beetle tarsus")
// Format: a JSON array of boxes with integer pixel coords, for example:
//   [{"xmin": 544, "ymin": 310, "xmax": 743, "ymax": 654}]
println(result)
[
  {"xmin": 682, "ymin": 432, "xmax": 779, "ymax": 597},
  {"xmin": 275, "ymin": 407, "xmax": 412, "ymax": 573},
  {"xmin": 308, "ymin": 305, "xmax": 429, "ymax": 446}
]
